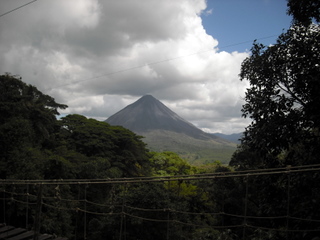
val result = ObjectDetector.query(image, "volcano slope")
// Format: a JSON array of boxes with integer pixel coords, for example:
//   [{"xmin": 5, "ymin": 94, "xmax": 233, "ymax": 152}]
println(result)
[{"xmin": 105, "ymin": 95, "xmax": 237, "ymax": 164}]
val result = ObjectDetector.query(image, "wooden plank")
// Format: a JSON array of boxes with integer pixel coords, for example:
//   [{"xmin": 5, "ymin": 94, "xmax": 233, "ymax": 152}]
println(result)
[
  {"xmin": 0, "ymin": 226, "xmax": 14, "ymax": 234},
  {"xmin": 38, "ymin": 234, "xmax": 54, "ymax": 240},
  {"xmin": 0, "ymin": 226, "xmax": 66, "ymax": 240},
  {"xmin": 6, "ymin": 230, "xmax": 33, "ymax": 240},
  {"xmin": 0, "ymin": 228, "xmax": 26, "ymax": 239}
]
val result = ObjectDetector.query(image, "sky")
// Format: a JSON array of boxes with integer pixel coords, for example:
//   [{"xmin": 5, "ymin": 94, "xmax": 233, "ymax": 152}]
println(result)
[{"xmin": 0, "ymin": 0, "xmax": 292, "ymax": 134}]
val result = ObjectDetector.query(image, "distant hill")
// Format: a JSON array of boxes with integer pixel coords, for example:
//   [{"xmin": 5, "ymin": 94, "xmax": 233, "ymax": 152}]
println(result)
[
  {"xmin": 105, "ymin": 95, "xmax": 237, "ymax": 164},
  {"xmin": 213, "ymin": 132, "xmax": 243, "ymax": 144}
]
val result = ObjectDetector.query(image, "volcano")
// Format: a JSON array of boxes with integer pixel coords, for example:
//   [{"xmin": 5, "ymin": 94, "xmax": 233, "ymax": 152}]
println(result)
[
  {"xmin": 105, "ymin": 95, "xmax": 236, "ymax": 163},
  {"xmin": 105, "ymin": 95, "xmax": 216, "ymax": 140}
]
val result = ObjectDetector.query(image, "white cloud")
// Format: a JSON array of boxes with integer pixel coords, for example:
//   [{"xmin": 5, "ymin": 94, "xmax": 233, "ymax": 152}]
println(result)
[
  {"xmin": 0, "ymin": 0, "xmax": 249, "ymax": 134},
  {"xmin": 204, "ymin": 8, "xmax": 213, "ymax": 16}
]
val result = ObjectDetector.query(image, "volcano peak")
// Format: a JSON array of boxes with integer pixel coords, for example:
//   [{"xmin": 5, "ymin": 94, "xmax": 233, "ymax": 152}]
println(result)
[{"xmin": 105, "ymin": 95, "xmax": 216, "ymax": 140}]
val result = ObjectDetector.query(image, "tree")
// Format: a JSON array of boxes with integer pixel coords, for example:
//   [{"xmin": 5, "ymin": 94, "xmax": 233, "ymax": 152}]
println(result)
[
  {"xmin": 287, "ymin": 0, "xmax": 320, "ymax": 25},
  {"xmin": 229, "ymin": 4, "xmax": 320, "ymax": 238},
  {"xmin": 0, "ymin": 74, "xmax": 67, "ymax": 141},
  {"xmin": 149, "ymin": 151, "xmax": 196, "ymax": 176},
  {"xmin": 0, "ymin": 74, "xmax": 67, "ymax": 178},
  {"xmin": 56, "ymin": 114, "xmax": 152, "ymax": 177},
  {"xmin": 235, "ymin": 23, "xmax": 320, "ymax": 167},
  {"xmin": 0, "ymin": 74, "xmax": 74, "ymax": 236}
]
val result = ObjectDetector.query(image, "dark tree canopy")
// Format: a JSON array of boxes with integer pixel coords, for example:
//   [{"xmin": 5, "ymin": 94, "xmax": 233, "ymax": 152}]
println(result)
[
  {"xmin": 0, "ymin": 74, "xmax": 67, "ymax": 178},
  {"xmin": 0, "ymin": 74, "xmax": 67, "ymax": 117},
  {"xmin": 287, "ymin": 0, "xmax": 320, "ymax": 25},
  {"xmin": 234, "ymin": 23, "xmax": 320, "ymax": 167},
  {"xmin": 56, "ymin": 114, "xmax": 152, "ymax": 177},
  {"xmin": 0, "ymin": 74, "xmax": 152, "ymax": 179},
  {"xmin": 0, "ymin": 74, "xmax": 67, "ymax": 144},
  {"xmin": 228, "ymin": 5, "xmax": 320, "ymax": 238},
  {"xmin": 231, "ymin": 1, "xmax": 320, "ymax": 170}
]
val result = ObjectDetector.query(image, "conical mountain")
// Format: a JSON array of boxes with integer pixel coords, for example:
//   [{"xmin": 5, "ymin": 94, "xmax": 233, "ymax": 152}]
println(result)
[
  {"xmin": 105, "ymin": 95, "xmax": 236, "ymax": 164},
  {"xmin": 105, "ymin": 95, "xmax": 216, "ymax": 140}
]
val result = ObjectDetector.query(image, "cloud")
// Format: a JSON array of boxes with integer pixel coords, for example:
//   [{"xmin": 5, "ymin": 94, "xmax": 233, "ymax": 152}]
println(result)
[
  {"xmin": 203, "ymin": 8, "xmax": 213, "ymax": 16},
  {"xmin": 0, "ymin": 0, "xmax": 249, "ymax": 134}
]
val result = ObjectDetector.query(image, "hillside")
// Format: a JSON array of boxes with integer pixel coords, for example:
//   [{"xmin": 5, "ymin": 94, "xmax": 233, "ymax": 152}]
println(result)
[
  {"xmin": 213, "ymin": 132, "xmax": 243, "ymax": 144},
  {"xmin": 106, "ymin": 95, "xmax": 237, "ymax": 164},
  {"xmin": 139, "ymin": 130, "xmax": 237, "ymax": 165}
]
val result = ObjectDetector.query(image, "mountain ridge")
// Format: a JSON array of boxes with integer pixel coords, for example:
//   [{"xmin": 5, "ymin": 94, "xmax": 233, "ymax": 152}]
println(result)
[
  {"xmin": 105, "ymin": 95, "xmax": 236, "ymax": 164},
  {"xmin": 213, "ymin": 132, "xmax": 243, "ymax": 144},
  {"xmin": 106, "ymin": 95, "xmax": 218, "ymax": 140}
]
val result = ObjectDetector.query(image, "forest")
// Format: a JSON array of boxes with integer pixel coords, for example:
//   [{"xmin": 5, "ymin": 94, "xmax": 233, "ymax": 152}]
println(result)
[{"xmin": 1, "ymin": 0, "xmax": 320, "ymax": 239}]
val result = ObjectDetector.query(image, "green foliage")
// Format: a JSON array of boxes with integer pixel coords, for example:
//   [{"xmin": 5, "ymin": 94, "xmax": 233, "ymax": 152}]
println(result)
[
  {"xmin": 140, "ymin": 130, "xmax": 237, "ymax": 165},
  {"xmin": 150, "ymin": 151, "xmax": 196, "ymax": 176},
  {"xmin": 0, "ymin": 75, "xmax": 155, "ymax": 238},
  {"xmin": 229, "ymin": 4, "xmax": 320, "ymax": 239},
  {"xmin": 230, "ymin": 145, "xmax": 265, "ymax": 170},
  {"xmin": 184, "ymin": 147, "xmax": 237, "ymax": 165},
  {"xmin": 238, "ymin": 23, "xmax": 320, "ymax": 167},
  {"xmin": 0, "ymin": 74, "xmax": 67, "ymax": 179},
  {"xmin": 0, "ymin": 74, "xmax": 67, "ymax": 141},
  {"xmin": 56, "ymin": 114, "xmax": 151, "ymax": 177}
]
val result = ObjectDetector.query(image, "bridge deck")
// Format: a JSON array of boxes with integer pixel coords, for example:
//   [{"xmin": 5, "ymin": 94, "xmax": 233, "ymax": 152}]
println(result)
[{"xmin": 0, "ymin": 224, "xmax": 67, "ymax": 240}]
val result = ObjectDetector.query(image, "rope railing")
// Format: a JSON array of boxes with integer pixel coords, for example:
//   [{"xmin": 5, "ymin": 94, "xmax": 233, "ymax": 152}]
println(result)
[
  {"xmin": 1, "ymin": 164, "xmax": 320, "ymax": 238},
  {"xmin": 1, "ymin": 163, "xmax": 320, "ymax": 185}
]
